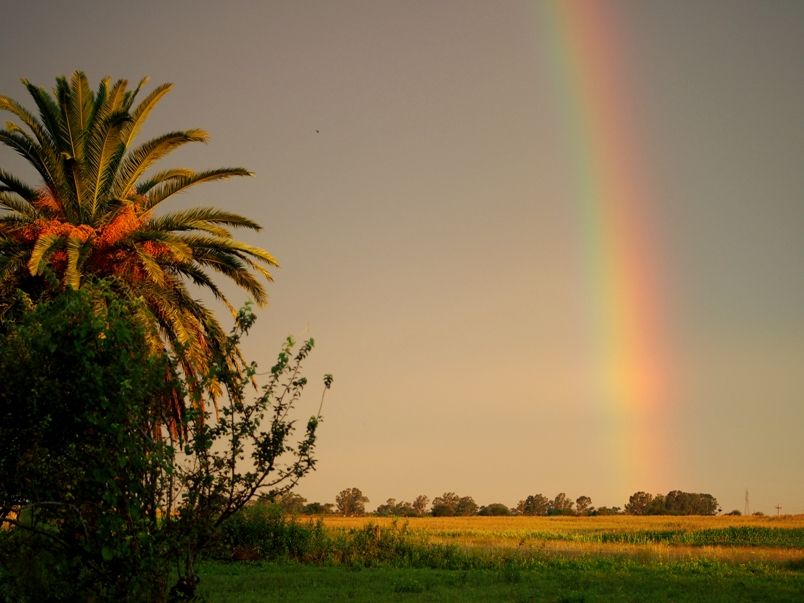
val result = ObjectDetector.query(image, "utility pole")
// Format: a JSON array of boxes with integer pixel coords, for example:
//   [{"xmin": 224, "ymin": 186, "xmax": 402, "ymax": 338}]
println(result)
[
  {"xmin": 744, "ymin": 489, "xmax": 749, "ymax": 515},
  {"xmin": 775, "ymin": 504, "xmax": 782, "ymax": 516}
]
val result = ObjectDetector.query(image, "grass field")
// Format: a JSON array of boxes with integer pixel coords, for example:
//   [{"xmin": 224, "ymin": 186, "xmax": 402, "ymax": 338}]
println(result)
[
  {"xmin": 200, "ymin": 514, "xmax": 804, "ymax": 601},
  {"xmin": 322, "ymin": 515, "xmax": 804, "ymax": 564}
]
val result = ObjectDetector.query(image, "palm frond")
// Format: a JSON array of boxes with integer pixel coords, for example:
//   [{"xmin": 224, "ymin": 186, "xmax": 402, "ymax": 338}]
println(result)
[
  {"xmin": 141, "ymin": 283, "xmax": 205, "ymax": 366},
  {"xmin": 125, "ymin": 76, "xmax": 149, "ymax": 109},
  {"xmin": 0, "ymin": 215, "xmax": 34, "ymax": 230},
  {"xmin": 101, "ymin": 80, "xmax": 169, "ymax": 192},
  {"xmin": 27, "ymin": 232, "xmax": 63, "ymax": 275},
  {"xmin": 163, "ymin": 238, "xmax": 194, "ymax": 263},
  {"xmin": 70, "ymin": 72, "xmax": 93, "ymax": 149},
  {"xmin": 125, "ymin": 230, "xmax": 194, "ymax": 262},
  {"xmin": 120, "ymin": 82, "xmax": 172, "ymax": 149},
  {"xmin": 154, "ymin": 218, "xmax": 233, "ymax": 239},
  {"xmin": 88, "ymin": 77, "xmax": 109, "ymax": 137},
  {"xmin": 135, "ymin": 168, "xmax": 194, "ymax": 195},
  {"xmin": 104, "ymin": 78, "xmax": 129, "ymax": 113},
  {"xmin": 85, "ymin": 110, "xmax": 131, "ymax": 217},
  {"xmin": 185, "ymin": 236, "xmax": 277, "ymax": 300},
  {"xmin": 56, "ymin": 72, "xmax": 90, "ymax": 163},
  {"xmin": 65, "ymin": 157, "xmax": 88, "ymax": 220},
  {"xmin": 21, "ymin": 80, "xmax": 65, "ymax": 155},
  {"xmin": 111, "ymin": 129, "xmax": 208, "ymax": 199},
  {"xmin": 136, "ymin": 246, "xmax": 168, "ymax": 287},
  {"xmin": 178, "ymin": 233, "xmax": 279, "ymax": 267},
  {"xmin": 64, "ymin": 235, "xmax": 86, "ymax": 289},
  {"xmin": 0, "ymin": 191, "xmax": 38, "ymax": 217},
  {"xmin": 0, "ymin": 130, "xmax": 66, "ymax": 209},
  {"xmin": 0, "ymin": 94, "xmax": 57, "ymax": 151},
  {"xmin": 0, "ymin": 169, "xmax": 37, "ymax": 202},
  {"xmin": 145, "ymin": 168, "xmax": 252, "ymax": 208},
  {"xmin": 169, "ymin": 260, "xmax": 236, "ymax": 314},
  {"xmin": 190, "ymin": 248, "xmax": 269, "ymax": 304},
  {"xmin": 230, "ymin": 249, "xmax": 276, "ymax": 282},
  {"xmin": 146, "ymin": 207, "xmax": 261, "ymax": 233}
]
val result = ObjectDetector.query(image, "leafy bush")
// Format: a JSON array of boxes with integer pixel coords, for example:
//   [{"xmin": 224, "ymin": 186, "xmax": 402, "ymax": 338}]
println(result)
[
  {"xmin": 0, "ymin": 284, "xmax": 331, "ymax": 602},
  {"xmin": 479, "ymin": 503, "xmax": 513, "ymax": 516},
  {"xmin": 212, "ymin": 502, "xmax": 329, "ymax": 562},
  {"xmin": 0, "ymin": 285, "xmax": 174, "ymax": 601}
]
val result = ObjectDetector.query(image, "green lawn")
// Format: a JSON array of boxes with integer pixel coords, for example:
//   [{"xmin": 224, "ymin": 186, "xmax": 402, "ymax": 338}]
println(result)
[{"xmin": 197, "ymin": 559, "xmax": 804, "ymax": 602}]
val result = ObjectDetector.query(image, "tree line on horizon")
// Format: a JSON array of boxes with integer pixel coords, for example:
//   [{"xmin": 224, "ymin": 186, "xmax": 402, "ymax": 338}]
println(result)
[{"xmin": 270, "ymin": 488, "xmax": 724, "ymax": 517}]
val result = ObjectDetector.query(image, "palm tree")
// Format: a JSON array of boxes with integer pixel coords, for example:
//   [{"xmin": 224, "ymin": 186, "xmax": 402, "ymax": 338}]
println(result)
[{"xmin": 0, "ymin": 71, "xmax": 278, "ymax": 425}]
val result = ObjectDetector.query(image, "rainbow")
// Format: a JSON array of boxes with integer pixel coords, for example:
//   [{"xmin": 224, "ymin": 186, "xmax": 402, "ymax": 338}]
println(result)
[{"xmin": 539, "ymin": 1, "xmax": 672, "ymax": 493}]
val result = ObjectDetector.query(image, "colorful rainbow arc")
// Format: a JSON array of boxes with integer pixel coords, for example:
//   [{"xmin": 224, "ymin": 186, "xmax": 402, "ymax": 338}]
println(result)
[{"xmin": 541, "ymin": 0, "xmax": 671, "ymax": 491}]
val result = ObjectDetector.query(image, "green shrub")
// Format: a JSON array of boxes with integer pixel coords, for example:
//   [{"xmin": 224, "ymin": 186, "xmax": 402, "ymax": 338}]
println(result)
[
  {"xmin": 213, "ymin": 503, "xmax": 330, "ymax": 562},
  {"xmin": 0, "ymin": 285, "xmax": 331, "ymax": 602}
]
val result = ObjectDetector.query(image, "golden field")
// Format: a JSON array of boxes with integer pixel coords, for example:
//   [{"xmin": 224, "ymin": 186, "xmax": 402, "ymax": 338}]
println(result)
[
  {"xmin": 323, "ymin": 513, "xmax": 804, "ymax": 532},
  {"xmin": 319, "ymin": 514, "xmax": 804, "ymax": 565}
]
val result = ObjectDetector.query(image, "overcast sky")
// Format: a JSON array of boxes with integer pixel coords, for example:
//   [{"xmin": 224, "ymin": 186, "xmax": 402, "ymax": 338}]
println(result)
[{"xmin": 1, "ymin": 0, "xmax": 802, "ymax": 514}]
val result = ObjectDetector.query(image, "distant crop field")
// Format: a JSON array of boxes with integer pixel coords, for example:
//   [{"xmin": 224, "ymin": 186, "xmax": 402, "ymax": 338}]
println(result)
[
  {"xmin": 323, "ymin": 513, "xmax": 804, "ymax": 532},
  {"xmin": 320, "ymin": 514, "xmax": 804, "ymax": 565}
]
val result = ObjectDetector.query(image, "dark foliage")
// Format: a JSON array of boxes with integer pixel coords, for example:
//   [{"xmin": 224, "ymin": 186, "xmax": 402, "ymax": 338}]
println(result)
[
  {"xmin": 0, "ymin": 283, "xmax": 330, "ymax": 601},
  {"xmin": 478, "ymin": 503, "xmax": 512, "ymax": 516},
  {"xmin": 625, "ymin": 490, "xmax": 720, "ymax": 515},
  {"xmin": 0, "ymin": 285, "xmax": 173, "ymax": 601}
]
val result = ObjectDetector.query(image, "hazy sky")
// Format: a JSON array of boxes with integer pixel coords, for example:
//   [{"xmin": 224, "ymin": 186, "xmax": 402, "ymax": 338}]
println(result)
[{"xmin": 2, "ymin": 0, "xmax": 802, "ymax": 515}]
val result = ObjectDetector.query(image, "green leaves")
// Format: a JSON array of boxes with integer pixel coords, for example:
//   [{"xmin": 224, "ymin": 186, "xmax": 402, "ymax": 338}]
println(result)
[{"xmin": 0, "ymin": 283, "xmax": 176, "ymax": 598}]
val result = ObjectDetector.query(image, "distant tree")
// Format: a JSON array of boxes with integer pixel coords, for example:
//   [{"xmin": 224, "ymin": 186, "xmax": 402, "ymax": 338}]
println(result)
[
  {"xmin": 664, "ymin": 490, "xmax": 719, "ymax": 515},
  {"xmin": 575, "ymin": 496, "xmax": 593, "ymax": 516},
  {"xmin": 592, "ymin": 506, "xmax": 622, "ymax": 516},
  {"xmin": 625, "ymin": 491, "xmax": 654, "ymax": 515},
  {"xmin": 646, "ymin": 494, "xmax": 666, "ymax": 515},
  {"xmin": 303, "ymin": 502, "xmax": 334, "ymax": 515},
  {"xmin": 270, "ymin": 492, "xmax": 307, "ymax": 515},
  {"xmin": 517, "ymin": 494, "xmax": 549, "ymax": 516},
  {"xmin": 375, "ymin": 498, "xmax": 416, "ymax": 517},
  {"xmin": 396, "ymin": 501, "xmax": 417, "ymax": 517},
  {"xmin": 375, "ymin": 498, "xmax": 399, "ymax": 516},
  {"xmin": 429, "ymin": 492, "xmax": 478, "ymax": 516},
  {"xmin": 335, "ymin": 487, "xmax": 369, "ymax": 516},
  {"xmin": 548, "ymin": 492, "xmax": 574, "ymax": 516},
  {"xmin": 698, "ymin": 493, "xmax": 721, "ymax": 515},
  {"xmin": 456, "ymin": 496, "xmax": 478, "ymax": 516},
  {"xmin": 478, "ymin": 503, "xmax": 512, "ymax": 516},
  {"xmin": 412, "ymin": 495, "xmax": 430, "ymax": 517},
  {"xmin": 726, "ymin": 509, "xmax": 742, "ymax": 516},
  {"xmin": 626, "ymin": 490, "xmax": 720, "ymax": 516},
  {"xmin": 663, "ymin": 490, "xmax": 689, "ymax": 515},
  {"xmin": 431, "ymin": 492, "xmax": 460, "ymax": 516}
]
